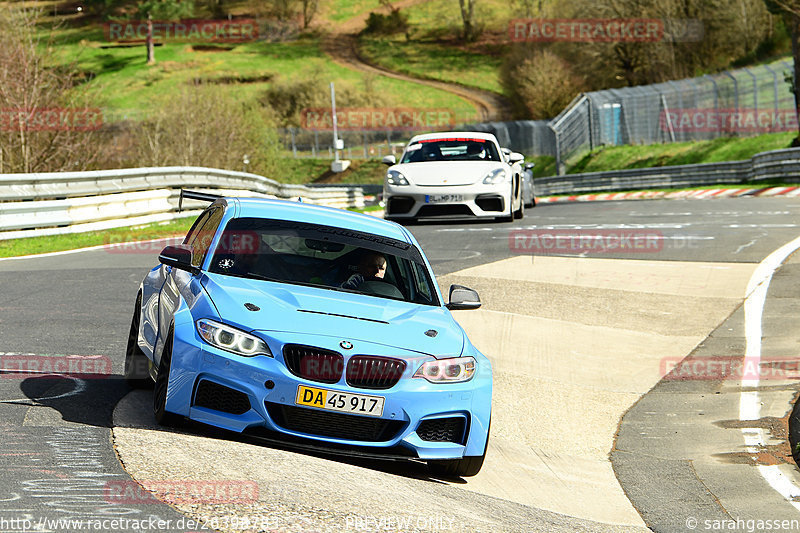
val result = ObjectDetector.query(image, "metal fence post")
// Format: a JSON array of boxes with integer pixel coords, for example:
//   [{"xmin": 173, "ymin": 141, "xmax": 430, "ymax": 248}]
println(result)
[
  {"xmin": 703, "ymin": 75, "xmax": 721, "ymax": 137},
  {"xmin": 550, "ymin": 123, "xmax": 562, "ymax": 175}
]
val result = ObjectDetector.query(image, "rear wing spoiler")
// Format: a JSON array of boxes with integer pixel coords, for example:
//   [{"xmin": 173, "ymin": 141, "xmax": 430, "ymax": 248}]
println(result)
[{"xmin": 178, "ymin": 190, "xmax": 223, "ymax": 212}]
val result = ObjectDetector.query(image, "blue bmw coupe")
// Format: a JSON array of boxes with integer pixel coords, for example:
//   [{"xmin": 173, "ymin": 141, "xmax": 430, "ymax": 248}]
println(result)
[{"xmin": 125, "ymin": 192, "xmax": 492, "ymax": 476}]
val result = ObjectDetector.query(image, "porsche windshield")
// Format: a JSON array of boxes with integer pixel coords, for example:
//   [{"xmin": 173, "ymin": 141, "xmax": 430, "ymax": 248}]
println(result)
[
  {"xmin": 208, "ymin": 218, "xmax": 439, "ymax": 306},
  {"xmin": 400, "ymin": 138, "xmax": 501, "ymax": 163}
]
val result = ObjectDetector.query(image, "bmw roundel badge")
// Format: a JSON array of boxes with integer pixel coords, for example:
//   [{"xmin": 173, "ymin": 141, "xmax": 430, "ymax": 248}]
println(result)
[{"xmin": 340, "ymin": 340, "xmax": 353, "ymax": 350}]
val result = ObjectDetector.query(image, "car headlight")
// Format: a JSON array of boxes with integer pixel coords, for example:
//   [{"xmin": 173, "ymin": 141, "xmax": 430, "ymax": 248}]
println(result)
[
  {"xmin": 387, "ymin": 170, "xmax": 409, "ymax": 186},
  {"xmin": 413, "ymin": 356, "xmax": 476, "ymax": 383},
  {"xmin": 483, "ymin": 168, "xmax": 507, "ymax": 184},
  {"xmin": 196, "ymin": 319, "xmax": 272, "ymax": 357}
]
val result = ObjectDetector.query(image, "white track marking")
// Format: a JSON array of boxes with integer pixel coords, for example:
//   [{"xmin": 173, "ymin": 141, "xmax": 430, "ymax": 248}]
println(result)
[
  {"xmin": 0, "ymin": 372, "xmax": 86, "ymax": 404},
  {"xmin": 738, "ymin": 235, "xmax": 800, "ymax": 510}
]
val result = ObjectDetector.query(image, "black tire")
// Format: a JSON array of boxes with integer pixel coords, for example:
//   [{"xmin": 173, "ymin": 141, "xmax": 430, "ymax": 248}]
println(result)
[
  {"xmin": 530, "ymin": 195, "xmax": 536, "ymax": 208},
  {"xmin": 428, "ymin": 453, "xmax": 487, "ymax": 478},
  {"xmin": 513, "ymin": 195, "xmax": 524, "ymax": 219},
  {"xmin": 428, "ymin": 422, "xmax": 490, "ymax": 478},
  {"xmin": 153, "ymin": 329, "xmax": 183, "ymax": 427},
  {"xmin": 124, "ymin": 294, "xmax": 153, "ymax": 389},
  {"xmin": 789, "ymin": 395, "xmax": 800, "ymax": 466}
]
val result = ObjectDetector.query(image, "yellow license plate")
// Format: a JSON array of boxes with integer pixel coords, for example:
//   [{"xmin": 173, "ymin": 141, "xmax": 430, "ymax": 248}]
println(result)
[{"xmin": 295, "ymin": 385, "xmax": 385, "ymax": 418}]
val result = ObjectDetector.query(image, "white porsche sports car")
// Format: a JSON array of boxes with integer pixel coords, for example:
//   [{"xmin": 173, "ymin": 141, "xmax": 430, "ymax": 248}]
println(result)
[{"xmin": 381, "ymin": 132, "xmax": 526, "ymax": 223}]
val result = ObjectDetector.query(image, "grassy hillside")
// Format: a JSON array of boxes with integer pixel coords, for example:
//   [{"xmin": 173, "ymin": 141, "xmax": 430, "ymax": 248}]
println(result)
[
  {"xmin": 52, "ymin": 37, "xmax": 475, "ymax": 120},
  {"xmin": 567, "ymin": 132, "xmax": 796, "ymax": 175}
]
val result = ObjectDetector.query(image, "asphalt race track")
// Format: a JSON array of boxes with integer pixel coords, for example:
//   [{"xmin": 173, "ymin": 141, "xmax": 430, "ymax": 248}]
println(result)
[{"xmin": 1, "ymin": 196, "xmax": 800, "ymax": 532}]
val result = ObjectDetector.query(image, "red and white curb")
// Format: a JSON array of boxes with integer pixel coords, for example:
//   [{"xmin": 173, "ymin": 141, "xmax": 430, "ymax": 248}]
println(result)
[{"xmin": 538, "ymin": 186, "xmax": 800, "ymax": 204}]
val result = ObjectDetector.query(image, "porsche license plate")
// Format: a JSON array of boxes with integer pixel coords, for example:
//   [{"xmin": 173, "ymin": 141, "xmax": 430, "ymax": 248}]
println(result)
[
  {"xmin": 295, "ymin": 385, "xmax": 385, "ymax": 417},
  {"xmin": 425, "ymin": 194, "xmax": 463, "ymax": 203}
]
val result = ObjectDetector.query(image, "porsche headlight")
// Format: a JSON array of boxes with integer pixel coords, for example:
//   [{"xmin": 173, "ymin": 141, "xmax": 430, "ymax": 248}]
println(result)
[
  {"xmin": 196, "ymin": 319, "xmax": 272, "ymax": 357},
  {"xmin": 413, "ymin": 356, "xmax": 476, "ymax": 383},
  {"xmin": 483, "ymin": 168, "xmax": 507, "ymax": 184},
  {"xmin": 387, "ymin": 170, "xmax": 409, "ymax": 186}
]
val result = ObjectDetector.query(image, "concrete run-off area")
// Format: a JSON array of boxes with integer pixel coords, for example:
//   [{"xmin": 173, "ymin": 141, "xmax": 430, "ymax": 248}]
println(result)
[{"xmin": 112, "ymin": 253, "xmax": 757, "ymax": 531}]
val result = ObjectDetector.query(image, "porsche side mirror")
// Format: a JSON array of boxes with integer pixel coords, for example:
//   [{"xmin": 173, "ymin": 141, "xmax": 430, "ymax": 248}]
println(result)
[
  {"xmin": 382, "ymin": 155, "xmax": 397, "ymax": 166},
  {"xmin": 446, "ymin": 284, "xmax": 481, "ymax": 310},
  {"xmin": 524, "ymin": 162, "xmax": 535, "ymax": 170}
]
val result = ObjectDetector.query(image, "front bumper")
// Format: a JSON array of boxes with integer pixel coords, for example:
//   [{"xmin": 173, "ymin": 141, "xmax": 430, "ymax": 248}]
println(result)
[
  {"xmin": 383, "ymin": 183, "xmax": 511, "ymax": 219},
  {"xmin": 165, "ymin": 326, "xmax": 492, "ymax": 460}
]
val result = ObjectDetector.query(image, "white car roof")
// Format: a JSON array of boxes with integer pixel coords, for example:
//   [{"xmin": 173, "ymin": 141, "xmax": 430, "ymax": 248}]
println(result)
[{"xmin": 407, "ymin": 131, "xmax": 499, "ymax": 144}]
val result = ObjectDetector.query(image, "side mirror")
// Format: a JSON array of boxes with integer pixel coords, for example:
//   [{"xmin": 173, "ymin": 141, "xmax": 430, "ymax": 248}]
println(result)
[
  {"xmin": 382, "ymin": 155, "xmax": 397, "ymax": 166},
  {"xmin": 159, "ymin": 245, "xmax": 198, "ymax": 274},
  {"xmin": 524, "ymin": 162, "xmax": 535, "ymax": 170},
  {"xmin": 446, "ymin": 284, "xmax": 481, "ymax": 311},
  {"xmin": 508, "ymin": 152, "xmax": 524, "ymax": 164}
]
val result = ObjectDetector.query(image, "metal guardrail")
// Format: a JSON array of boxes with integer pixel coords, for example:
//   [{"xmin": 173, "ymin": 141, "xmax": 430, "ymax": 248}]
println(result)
[
  {"xmin": 534, "ymin": 147, "xmax": 800, "ymax": 196},
  {"xmin": 2, "ymin": 148, "xmax": 798, "ymax": 240},
  {"xmin": 0, "ymin": 166, "xmax": 381, "ymax": 240}
]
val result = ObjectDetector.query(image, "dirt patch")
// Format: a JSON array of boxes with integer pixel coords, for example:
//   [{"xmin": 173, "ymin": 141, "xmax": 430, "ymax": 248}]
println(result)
[
  {"xmin": 713, "ymin": 449, "xmax": 787, "ymax": 466},
  {"xmin": 201, "ymin": 74, "xmax": 273, "ymax": 84},
  {"xmin": 188, "ymin": 44, "xmax": 235, "ymax": 52},
  {"xmin": 714, "ymin": 415, "xmax": 794, "ymax": 466}
]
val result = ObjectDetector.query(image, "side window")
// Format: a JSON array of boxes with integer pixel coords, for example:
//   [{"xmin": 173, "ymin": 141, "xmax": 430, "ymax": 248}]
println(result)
[
  {"xmin": 411, "ymin": 262, "xmax": 433, "ymax": 303},
  {"xmin": 190, "ymin": 208, "xmax": 224, "ymax": 268},
  {"xmin": 183, "ymin": 210, "xmax": 212, "ymax": 247}
]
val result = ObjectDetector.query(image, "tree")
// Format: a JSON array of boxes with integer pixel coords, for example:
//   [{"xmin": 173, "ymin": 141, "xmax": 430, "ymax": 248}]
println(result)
[
  {"xmin": 0, "ymin": 6, "xmax": 101, "ymax": 173},
  {"xmin": 132, "ymin": 84, "xmax": 282, "ymax": 177},
  {"xmin": 513, "ymin": 0, "xmax": 546, "ymax": 17},
  {"xmin": 765, "ymin": 0, "xmax": 800, "ymax": 143},
  {"xmin": 503, "ymin": 50, "xmax": 584, "ymax": 118},
  {"xmin": 137, "ymin": 0, "xmax": 196, "ymax": 65},
  {"xmin": 301, "ymin": 0, "xmax": 318, "ymax": 28},
  {"xmin": 458, "ymin": 0, "xmax": 479, "ymax": 41}
]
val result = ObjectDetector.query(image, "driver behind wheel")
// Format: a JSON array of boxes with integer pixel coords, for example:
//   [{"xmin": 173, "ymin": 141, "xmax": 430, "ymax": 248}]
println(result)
[{"xmin": 341, "ymin": 252, "xmax": 387, "ymax": 290}]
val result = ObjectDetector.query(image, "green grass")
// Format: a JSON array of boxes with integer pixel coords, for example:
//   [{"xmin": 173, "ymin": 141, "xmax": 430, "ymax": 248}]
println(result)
[
  {"xmin": 0, "ymin": 217, "xmax": 196, "ymax": 259},
  {"xmin": 279, "ymin": 158, "xmax": 385, "ymax": 185},
  {"xmin": 359, "ymin": 36, "xmax": 505, "ymax": 94},
  {"xmin": 567, "ymin": 132, "xmax": 796, "ymax": 175},
  {"xmin": 44, "ymin": 21, "xmax": 476, "ymax": 121},
  {"xmin": 321, "ymin": 0, "xmax": 383, "ymax": 23},
  {"xmin": 527, "ymin": 155, "xmax": 556, "ymax": 178},
  {"xmin": 402, "ymin": 0, "xmax": 511, "ymax": 36}
]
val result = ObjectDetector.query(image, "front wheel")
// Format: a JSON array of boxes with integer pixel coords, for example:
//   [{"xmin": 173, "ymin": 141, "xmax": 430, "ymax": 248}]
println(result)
[
  {"xmin": 153, "ymin": 329, "xmax": 183, "ymax": 427},
  {"xmin": 513, "ymin": 196, "xmax": 524, "ymax": 219},
  {"xmin": 124, "ymin": 294, "xmax": 153, "ymax": 389},
  {"xmin": 428, "ymin": 422, "xmax": 490, "ymax": 478},
  {"xmin": 428, "ymin": 453, "xmax": 487, "ymax": 478}
]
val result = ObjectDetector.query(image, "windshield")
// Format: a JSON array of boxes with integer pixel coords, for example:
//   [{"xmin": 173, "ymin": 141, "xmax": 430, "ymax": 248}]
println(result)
[
  {"xmin": 208, "ymin": 218, "xmax": 440, "ymax": 306},
  {"xmin": 400, "ymin": 137, "xmax": 501, "ymax": 163}
]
